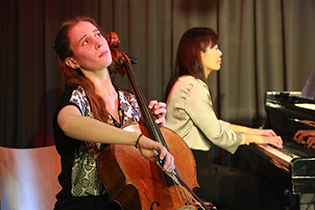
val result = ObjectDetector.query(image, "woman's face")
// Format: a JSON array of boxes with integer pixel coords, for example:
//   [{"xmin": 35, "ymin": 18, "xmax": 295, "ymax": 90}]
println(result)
[
  {"xmin": 66, "ymin": 21, "xmax": 112, "ymax": 72},
  {"xmin": 200, "ymin": 43, "xmax": 222, "ymax": 78}
]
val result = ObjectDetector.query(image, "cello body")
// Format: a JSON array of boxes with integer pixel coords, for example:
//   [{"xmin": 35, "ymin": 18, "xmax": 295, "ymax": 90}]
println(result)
[{"xmin": 97, "ymin": 123, "xmax": 199, "ymax": 210}]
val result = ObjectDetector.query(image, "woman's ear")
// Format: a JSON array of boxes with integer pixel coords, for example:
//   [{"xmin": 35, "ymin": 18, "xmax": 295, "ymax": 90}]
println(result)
[
  {"xmin": 65, "ymin": 57, "xmax": 80, "ymax": 69},
  {"xmin": 200, "ymin": 50, "xmax": 205, "ymax": 60}
]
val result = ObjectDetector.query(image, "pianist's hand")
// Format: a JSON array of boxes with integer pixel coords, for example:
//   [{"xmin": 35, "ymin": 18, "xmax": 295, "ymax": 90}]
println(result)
[
  {"xmin": 260, "ymin": 129, "xmax": 278, "ymax": 137},
  {"xmin": 237, "ymin": 127, "xmax": 283, "ymax": 148},
  {"xmin": 306, "ymin": 137, "xmax": 315, "ymax": 149},
  {"xmin": 242, "ymin": 133, "xmax": 283, "ymax": 148},
  {"xmin": 300, "ymin": 120, "xmax": 315, "ymax": 127},
  {"xmin": 294, "ymin": 130, "xmax": 315, "ymax": 149},
  {"xmin": 252, "ymin": 129, "xmax": 283, "ymax": 148},
  {"xmin": 250, "ymin": 128, "xmax": 282, "ymax": 137},
  {"xmin": 258, "ymin": 135, "xmax": 283, "ymax": 148}
]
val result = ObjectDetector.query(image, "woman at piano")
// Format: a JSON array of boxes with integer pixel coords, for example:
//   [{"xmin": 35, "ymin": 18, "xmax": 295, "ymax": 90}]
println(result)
[
  {"xmin": 294, "ymin": 120, "xmax": 315, "ymax": 149},
  {"xmin": 165, "ymin": 27, "xmax": 286, "ymax": 210},
  {"xmin": 52, "ymin": 16, "xmax": 175, "ymax": 210}
]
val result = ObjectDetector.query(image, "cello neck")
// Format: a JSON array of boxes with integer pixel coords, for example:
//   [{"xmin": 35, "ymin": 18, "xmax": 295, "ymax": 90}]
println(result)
[
  {"xmin": 122, "ymin": 60, "xmax": 183, "ymax": 186},
  {"xmin": 122, "ymin": 62, "xmax": 168, "ymax": 148}
]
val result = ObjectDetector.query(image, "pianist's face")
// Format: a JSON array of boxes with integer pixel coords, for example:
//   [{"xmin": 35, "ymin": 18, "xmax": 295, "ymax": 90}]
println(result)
[{"xmin": 200, "ymin": 43, "xmax": 223, "ymax": 78}]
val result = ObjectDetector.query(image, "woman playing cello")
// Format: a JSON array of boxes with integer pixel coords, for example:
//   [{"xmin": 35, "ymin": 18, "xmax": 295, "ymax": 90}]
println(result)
[{"xmin": 52, "ymin": 16, "xmax": 174, "ymax": 210}]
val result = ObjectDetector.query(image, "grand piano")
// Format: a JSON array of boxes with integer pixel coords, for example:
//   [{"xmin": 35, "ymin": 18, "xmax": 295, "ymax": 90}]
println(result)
[{"xmin": 239, "ymin": 91, "xmax": 315, "ymax": 208}]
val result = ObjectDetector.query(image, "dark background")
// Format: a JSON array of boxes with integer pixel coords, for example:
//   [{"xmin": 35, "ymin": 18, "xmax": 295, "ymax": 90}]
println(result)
[{"xmin": 1, "ymin": 0, "xmax": 315, "ymax": 152}]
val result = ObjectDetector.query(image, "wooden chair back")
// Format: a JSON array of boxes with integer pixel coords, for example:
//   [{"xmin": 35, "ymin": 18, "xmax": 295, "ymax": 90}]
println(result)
[{"xmin": 0, "ymin": 145, "xmax": 61, "ymax": 210}]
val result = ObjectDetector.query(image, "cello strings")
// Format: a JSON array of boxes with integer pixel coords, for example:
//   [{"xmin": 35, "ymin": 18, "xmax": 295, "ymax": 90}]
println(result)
[
  {"xmin": 170, "ymin": 171, "xmax": 193, "ymax": 206},
  {"xmin": 172, "ymin": 177, "xmax": 187, "ymax": 207},
  {"xmin": 153, "ymin": 150, "xmax": 206, "ymax": 210},
  {"xmin": 172, "ymin": 174, "xmax": 196, "ymax": 207},
  {"xmin": 168, "ymin": 172, "xmax": 206, "ymax": 210}
]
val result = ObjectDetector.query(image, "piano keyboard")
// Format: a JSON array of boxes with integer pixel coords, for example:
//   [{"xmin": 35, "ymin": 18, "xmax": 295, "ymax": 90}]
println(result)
[{"xmin": 255, "ymin": 144, "xmax": 300, "ymax": 169}]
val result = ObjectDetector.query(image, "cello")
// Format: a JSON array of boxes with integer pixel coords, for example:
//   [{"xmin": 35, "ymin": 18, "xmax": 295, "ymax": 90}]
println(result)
[{"xmin": 97, "ymin": 32, "xmax": 212, "ymax": 210}]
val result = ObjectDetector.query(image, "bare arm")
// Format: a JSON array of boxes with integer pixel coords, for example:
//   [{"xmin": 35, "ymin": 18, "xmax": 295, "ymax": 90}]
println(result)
[{"xmin": 57, "ymin": 105, "xmax": 175, "ymax": 172}]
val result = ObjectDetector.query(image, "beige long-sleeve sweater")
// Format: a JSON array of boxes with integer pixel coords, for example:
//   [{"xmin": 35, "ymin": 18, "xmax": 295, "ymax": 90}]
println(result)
[{"xmin": 166, "ymin": 75, "xmax": 242, "ymax": 153}]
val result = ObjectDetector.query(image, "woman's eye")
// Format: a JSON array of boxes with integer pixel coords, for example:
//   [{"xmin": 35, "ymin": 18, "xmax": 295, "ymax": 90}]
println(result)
[{"xmin": 83, "ymin": 40, "xmax": 88, "ymax": 45}]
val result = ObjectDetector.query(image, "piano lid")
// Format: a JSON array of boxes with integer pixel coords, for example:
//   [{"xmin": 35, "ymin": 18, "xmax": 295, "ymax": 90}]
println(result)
[
  {"xmin": 264, "ymin": 91, "xmax": 315, "ymax": 138},
  {"xmin": 265, "ymin": 91, "xmax": 315, "ymax": 122}
]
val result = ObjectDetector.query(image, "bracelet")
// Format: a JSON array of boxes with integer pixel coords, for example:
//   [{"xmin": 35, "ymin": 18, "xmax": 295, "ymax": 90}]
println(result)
[{"xmin": 135, "ymin": 133, "xmax": 143, "ymax": 149}]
